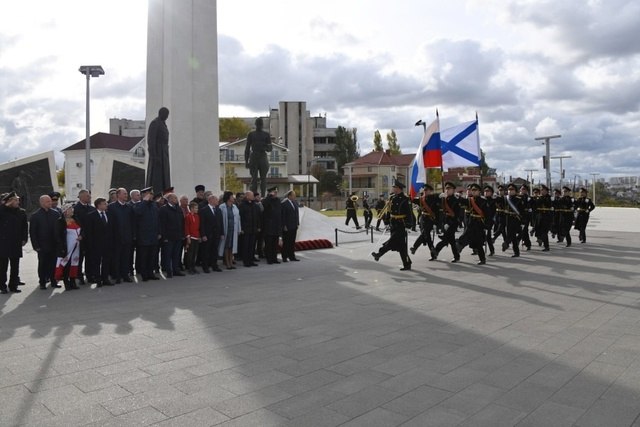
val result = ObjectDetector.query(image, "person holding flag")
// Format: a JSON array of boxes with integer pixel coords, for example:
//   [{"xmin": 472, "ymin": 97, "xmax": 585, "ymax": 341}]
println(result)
[{"xmin": 410, "ymin": 184, "xmax": 440, "ymax": 260}]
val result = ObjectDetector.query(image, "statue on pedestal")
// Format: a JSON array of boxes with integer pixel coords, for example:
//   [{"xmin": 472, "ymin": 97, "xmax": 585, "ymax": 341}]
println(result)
[
  {"xmin": 146, "ymin": 107, "xmax": 171, "ymax": 192},
  {"xmin": 244, "ymin": 118, "xmax": 272, "ymax": 196}
]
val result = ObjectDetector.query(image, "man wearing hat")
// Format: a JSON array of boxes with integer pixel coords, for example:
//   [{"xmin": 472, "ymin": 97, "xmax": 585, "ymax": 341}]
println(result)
[
  {"xmin": 262, "ymin": 186, "xmax": 282, "ymax": 264},
  {"xmin": 133, "ymin": 187, "xmax": 161, "ymax": 281},
  {"xmin": 556, "ymin": 186, "xmax": 575, "ymax": 247},
  {"xmin": 345, "ymin": 192, "xmax": 361, "ymax": 229},
  {"xmin": 109, "ymin": 188, "xmax": 135, "ymax": 283},
  {"xmin": 362, "ymin": 194, "xmax": 373, "ymax": 229},
  {"xmin": 483, "ymin": 185, "xmax": 497, "ymax": 256},
  {"xmin": 49, "ymin": 191, "xmax": 62, "ymax": 214},
  {"xmin": 191, "ymin": 185, "xmax": 206, "ymax": 206},
  {"xmin": 374, "ymin": 195, "xmax": 387, "ymax": 231},
  {"xmin": 410, "ymin": 184, "xmax": 439, "ymax": 259},
  {"xmin": 551, "ymin": 188, "xmax": 562, "ymax": 241},
  {"xmin": 502, "ymin": 183, "xmax": 526, "ymax": 257},
  {"xmin": 574, "ymin": 187, "xmax": 595, "ymax": 243},
  {"xmin": 456, "ymin": 183, "xmax": 489, "ymax": 265},
  {"xmin": 519, "ymin": 184, "xmax": 533, "ymax": 251},
  {"xmin": 432, "ymin": 182, "xmax": 461, "ymax": 263},
  {"xmin": 0, "ymin": 192, "xmax": 29, "ymax": 293},
  {"xmin": 492, "ymin": 185, "xmax": 507, "ymax": 248},
  {"xmin": 371, "ymin": 179, "xmax": 414, "ymax": 270},
  {"xmin": 533, "ymin": 184, "xmax": 554, "ymax": 251}
]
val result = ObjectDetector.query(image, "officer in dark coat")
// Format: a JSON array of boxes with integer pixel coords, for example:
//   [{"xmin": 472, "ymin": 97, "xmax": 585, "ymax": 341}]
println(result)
[
  {"xmin": 556, "ymin": 186, "xmax": 575, "ymax": 247},
  {"xmin": 158, "ymin": 193, "xmax": 185, "ymax": 277},
  {"xmin": 492, "ymin": 185, "xmax": 507, "ymax": 247},
  {"xmin": 371, "ymin": 180, "xmax": 414, "ymax": 270},
  {"xmin": 146, "ymin": 107, "xmax": 171, "ymax": 193},
  {"xmin": 433, "ymin": 182, "xmax": 461, "ymax": 263},
  {"xmin": 574, "ymin": 187, "xmax": 595, "ymax": 243},
  {"xmin": 410, "ymin": 184, "xmax": 440, "ymax": 259},
  {"xmin": 362, "ymin": 195, "xmax": 373, "ymax": 229},
  {"xmin": 199, "ymin": 194, "xmax": 223, "ymax": 272},
  {"xmin": 82, "ymin": 198, "xmax": 119, "ymax": 286},
  {"xmin": 108, "ymin": 188, "xmax": 135, "ymax": 283},
  {"xmin": 533, "ymin": 185, "xmax": 554, "ymax": 251},
  {"xmin": 0, "ymin": 192, "xmax": 28, "ymax": 293},
  {"xmin": 245, "ymin": 118, "xmax": 272, "ymax": 198},
  {"xmin": 483, "ymin": 185, "xmax": 497, "ymax": 256},
  {"xmin": 456, "ymin": 183, "xmax": 489, "ymax": 264},
  {"xmin": 345, "ymin": 193, "xmax": 361, "ymax": 229},
  {"xmin": 281, "ymin": 190, "xmax": 300, "ymax": 262},
  {"xmin": 133, "ymin": 187, "xmax": 161, "ymax": 281},
  {"xmin": 73, "ymin": 189, "xmax": 95, "ymax": 284},
  {"xmin": 519, "ymin": 184, "xmax": 533, "ymax": 251},
  {"xmin": 30, "ymin": 194, "xmax": 61, "ymax": 289},
  {"xmin": 502, "ymin": 183, "xmax": 526, "ymax": 257},
  {"xmin": 262, "ymin": 186, "xmax": 282, "ymax": 264}
]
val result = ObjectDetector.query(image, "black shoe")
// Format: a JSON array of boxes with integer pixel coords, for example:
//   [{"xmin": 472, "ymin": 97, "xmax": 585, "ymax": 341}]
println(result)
[
  {"xmin": 371, "ymin": 252, "xmax": 380, "ymax": 262},
  {"xmin": 149, "ymin": 275, "xmax": 160, "ymax": 280},
  {"xmin": 410, "ymin": 247, "xmax": 417, "ymax": 255},
  {"xmin": 471, "ymin": 251, "xmax": 477, "ymax": 256},
  {"xmin": 40, "ymin": 283, "xmax": 47, "ymax": 289},
  {"xmin": 18, "ymin": 281, "xmax": 25, "ymax": 286},
  {"xmin": 290, "ymin": 258, "xmax": 300, "ymax": 262},
  {"xmin": 0, "ymin": 288, "xmax": 8, "ymax": 294},
  {"xmin": 450, "ymin": 258, "xmax": 459, "ymax": 263},
  {"xmin": 281, "ymin": 259, "xmax": 288, "ymax": 263},
  {"xmin": 173, "ymin": 272, "xmax": 185, "ymax": 277},
  {"xmin": 202, "ymin": 267, "xmax": 211, "ymax": 273},
  {"xmin": 78, "ymin": 276, "xmax": 86, "ymax": 285},
  {"xmin": 243, "ymin": 263, "xmax": 254, "ymax": 267},
  {"xmin": 542, "ymin": 248, "xmax": 550, "ymax": 252},
  {"xmin": 400, "ymin": 265, "xmax": 411, "ymax": 271},
  {"xmin": 267, "ymin": 261, "xmax": 280, "ymax": 265},
  {"xmin": 477, "ymin": 260, "xmax": 486, "ymax": 265},
  {"xmin": 166, "ymin": 273, "xmax": 173, "ymax": 278},
  {"xmin": 429, "ymin": 250, "xmax": 437, "ymax": 261},
  {"xmin": 566, "ymin": 243, "xmax": 571, "ymax": 247},
  {"xmin": 51, "ymin": 282, "xmax": 62, "ymax": 288},
  {"xmin": 115, "ymin": 278, "xmax": 122, "ymax": 284},
  {"xmin": 489, "ymin": 251, "xmax": 495, "ymax": 256},
  {"xmin": 142, "ymin": 277, "xmax": 149, "ymax": 282},
  {"xmin": 250, "ymin": 263, "xmax": 259, "ymax": 267},
  {"xmin": 102, "ymin": 280, "xmax": 115, "ymax": 286},
  {"xmin": 501, "ymin": 242, "xmax": 508, "ymax": 252},
  {"xmin": 122, "ymin": 276, "xmax": 133, "ymax": 283},
  {"xmin": 511, "ymin": 254, "xmax": 519, "ymax": 258},
  {"xmin": 212, "ymin": 267, "xmax": 223, "ymax": 272}
]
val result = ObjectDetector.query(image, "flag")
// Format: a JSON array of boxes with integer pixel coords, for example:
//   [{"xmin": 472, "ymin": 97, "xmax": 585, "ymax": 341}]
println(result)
[
  {"xmin": 440, "ymin": 119, "xmax": 481, "ymax": 170},
  {"xmin": 409, "ymin": 119, "xmax": 440, "ymax": 199}
]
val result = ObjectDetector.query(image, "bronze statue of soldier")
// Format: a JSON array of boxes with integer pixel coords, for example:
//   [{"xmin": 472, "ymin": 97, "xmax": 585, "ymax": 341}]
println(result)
[
  {"xmin": 146, "ymin": 107, "xmax": 171, "ymax": 193},
  {"xmin": 244, "ymin": 118, "xmax": 272, "ymax": 197}
]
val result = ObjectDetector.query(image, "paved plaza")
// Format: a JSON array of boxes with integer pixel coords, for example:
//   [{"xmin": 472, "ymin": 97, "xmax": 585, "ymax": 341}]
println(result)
[{"xmin": 1, "ymin": 207, "xmax": 640, "ymax": 426}]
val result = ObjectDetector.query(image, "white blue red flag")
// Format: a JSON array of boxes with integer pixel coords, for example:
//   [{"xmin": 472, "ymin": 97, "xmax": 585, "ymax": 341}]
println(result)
[{"xmin": 409, "ymin": 119, "xmax": 440, "ymax": 199}]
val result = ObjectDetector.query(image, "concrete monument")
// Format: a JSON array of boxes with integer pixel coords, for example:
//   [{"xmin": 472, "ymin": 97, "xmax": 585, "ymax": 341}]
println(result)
[
  {"xmin": 0, "ymin": 151, "xmax": 57, "ymax": 215},
  {"xmin": 146, "ymin": 0, "xmax": 220, "ymax": 196}
]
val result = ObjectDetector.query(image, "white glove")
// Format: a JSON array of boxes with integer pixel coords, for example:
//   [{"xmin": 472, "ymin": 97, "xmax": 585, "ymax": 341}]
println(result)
[
  {"xmin": 444, "ymin": 224, "xmax": 449, "ymax": 231},
  {"xmin": 439, "ymin": 193, "xmax": 446, "ymax": 199}
]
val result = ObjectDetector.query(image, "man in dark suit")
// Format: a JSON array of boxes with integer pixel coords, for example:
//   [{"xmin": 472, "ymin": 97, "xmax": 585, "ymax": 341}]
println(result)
[
  {"xmin": 262, "ymin": 186, "xmax": 282, "ymax": 264},
  {"xmin": 159, "ymin": 193, "xmax": 185, "ymax": 277},
  {"xmin": 30, "ymin": 194, "xmax": 61, "ymax": 289},
  {"xmin": 281, "ymin": 190, "xmax": 300, "ymax": 262},
  {"xmin": 73, "ymin": 189, "xmax": 95, "ymax": 284},
  {"xmin": 133, "ymin": 187, "xmax": 160, "ymax": 281},
  {"xmin": 239, "ymin": 191, "xmax": 260, "ymax": 267},
  {"xmin": 199, "ymin": 194, "xmax": 223, "ymax": 272},
  {"xmin": 1, "ymin": 192, "xmax": 28, "ymax": 294},
  {"xmin": 82, "ymin": 197, "xmax": 118, "ymax": 286},
  {"xmin": 109, "ymin": 188, "xmax": 135, "ymax": 283}
]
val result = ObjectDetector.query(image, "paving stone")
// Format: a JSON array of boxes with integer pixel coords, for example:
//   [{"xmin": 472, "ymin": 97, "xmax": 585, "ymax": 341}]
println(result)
[
  {"xmin": 382, "ymin": 385, "xmax": 453, "ymax": 417},
  {"xmin": 516, "ymin": 401, "xmax": 586, "ymax": 427},
  {"xmin": 458, "ymin": 403, "xmax": 528, "ymax": 427},
  {"xmin": 326, "ymin": 385, "xmax": 404, "ymax": 418},
  {"xmin": 284, "ymin": 407, "xmax": 350, "ymax": 427},
  {"xmin": 212, "ymin": 384, "xmax": 292, "ymax": 418},
  {"xmin": 154, "ymin": 406, "xmax": 230, "ymax": 427},
  {"xmin": 340, "ymin": 407, "xmax": 408, "ymax": 427},
  {"xmin": 266, "ymin": 386, "xmax": 347, "ymax": 419},
  {"xmin": 216, "ymin": 408, "xmax": 289, "ymax": 427}
]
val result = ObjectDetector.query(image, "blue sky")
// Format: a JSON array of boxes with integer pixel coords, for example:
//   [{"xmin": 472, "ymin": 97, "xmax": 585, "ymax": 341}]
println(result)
[{"xmin": 1, "ymin": 0, "xmax": 639, "ymax": 182}]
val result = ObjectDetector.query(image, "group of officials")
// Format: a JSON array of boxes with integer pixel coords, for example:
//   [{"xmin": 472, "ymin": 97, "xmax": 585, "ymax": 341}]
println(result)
[
  {"xmin": 371, "ymin": 179, "xmax": 596, "ymax": 270},
  {"xmin": 0, "ymin": 184, "xmax": 302, "ymax": 294}
]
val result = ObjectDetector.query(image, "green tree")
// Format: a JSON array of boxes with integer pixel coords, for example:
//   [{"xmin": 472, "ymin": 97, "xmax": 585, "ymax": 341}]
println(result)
[
  {"xmin": 333, "ymin": 126, "xmax": 359, "ymax": 174},
  {"xmin": 373, "ymin": 130, "xmax": 383, "ymax": 152},
  {"xmin": 220, "ymin": 165, "xmax": 243, "ymax": 193},
  {"xmin": 319, "ymin": 170, "xmax": 341, "ymax": 194},
  {"xmin": 219, "ymin": 118, "xmax": 251, "ymax": 142},
  {"xmin": 386, "ymin": 129, "xmax": 401, "ymax": 155}
]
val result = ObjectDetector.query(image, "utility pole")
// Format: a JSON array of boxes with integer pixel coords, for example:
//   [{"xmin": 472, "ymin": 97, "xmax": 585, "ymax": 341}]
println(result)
[
  {"xmin": 534, "ymin": 134, "xmax": 562, "ymax": 189},
  {"xmin": 590, "ymin": 173, "xmax": 600, "ymax": 204},
  {"xmin": 524, "ymin": 169, "xmax": 538, "ymax": 185},
  {"xmin": 550, "ymin": 155, "xmax": 571, "ymax": 189}
]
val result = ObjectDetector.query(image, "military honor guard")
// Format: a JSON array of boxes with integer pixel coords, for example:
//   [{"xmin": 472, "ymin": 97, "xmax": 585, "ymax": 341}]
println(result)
[
  {"xmin": 362, "ymin": 195, "xmax": 373, "ymax": 229},
  {"xmin": 556, "ymin": 186, "xmax": 575, "ymax": 247},
  {"xmin": 345, "ymin": 193, "xmax": 361, "ymax": 229},
  {"xmin": 483, "ymin": 185, "xmax": 497, "ymax": 256},
  {"xmin": 519, "ymin": 184, "xmax": 533, "ymax": 251},
  {"xmin": 456, "ymin": 183, "xmax": 489, "ymax": 264},
  {"xmin": 492, "ymin": 185, "xmax": 508, "ymax": 247},
  {"xmin": 574, "ymin": 187, "xmax": 595, "ymax": 243},
  {"xmin": 503, "ymin": 183, "xmax": 526, "ymax": 257},
  {"xmin": 533, "ymin": 185, "xmax": 554, "ymax": 251},
  {"xmin": 432, "ymin": 182, "xmax": 461, "ymax": 262},
  {"xmin": 371, "ymin": 180, "xmax": 414, "ymax": 270},
  {"xmin": 410, "ymin": 184, "xmax": 440, "ymax": 259}
]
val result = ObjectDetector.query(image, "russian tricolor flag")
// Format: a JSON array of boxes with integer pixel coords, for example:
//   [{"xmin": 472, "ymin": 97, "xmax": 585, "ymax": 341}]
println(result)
[{"xmin": 409, "ymin": 118, "xmax": 441, "ymax": 199}]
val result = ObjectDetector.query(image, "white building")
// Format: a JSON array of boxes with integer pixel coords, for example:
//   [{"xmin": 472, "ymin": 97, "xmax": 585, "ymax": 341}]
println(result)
[
  {"xmin": 109, "ymin": 118, "xmax": 146, "ymax": 137},
  {"xmin": 62, "ymin": 133, "xmax": 144, "ymax": 200}
]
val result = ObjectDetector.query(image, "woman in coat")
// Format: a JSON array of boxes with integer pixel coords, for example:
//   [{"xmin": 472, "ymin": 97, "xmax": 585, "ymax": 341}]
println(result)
[{"xmin": 218, "ymin": 191, "xmax": 241, "ymax": 269}]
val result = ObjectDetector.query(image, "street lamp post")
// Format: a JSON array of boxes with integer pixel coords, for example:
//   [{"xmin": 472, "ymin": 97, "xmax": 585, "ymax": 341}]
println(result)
[
  {"xmin": 534, "ymin": 134, "xmax": 561, "ymax": 189},
  {"xmin": 78, "ymin": 65, "xmax": 105, "ymax": 193},
  {"xmin": 524, "ymin": 169, "xmax": 538, "ymax": 186},
  {"xmin": 591, "ymin": 173, "xmax": 600, "ymax": 204},
  {"xmin": 550, "ymin": 155, "xmax": 571, "ymax": 189}
]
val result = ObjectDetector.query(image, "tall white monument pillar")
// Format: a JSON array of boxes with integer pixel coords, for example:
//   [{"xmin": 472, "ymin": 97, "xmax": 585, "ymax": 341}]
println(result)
[{"xmin": 146, "ymin": 0, "xmax": 220, "ymax": 196}]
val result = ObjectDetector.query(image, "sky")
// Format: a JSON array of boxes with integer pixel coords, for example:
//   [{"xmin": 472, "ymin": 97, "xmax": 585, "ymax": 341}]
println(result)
[{"xmin": 1, "ymin": 0, "xmax": 639, "ymax": 183}]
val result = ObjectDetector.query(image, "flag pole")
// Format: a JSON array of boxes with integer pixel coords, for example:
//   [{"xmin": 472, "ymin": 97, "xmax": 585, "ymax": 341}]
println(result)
[
  {"xmin": 476, "ymin": 111, "xmax": 483, "ymax": 188},
  {"xmin": 437, "ymin": 108, "xmax": 445, "ymax": 192}
]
